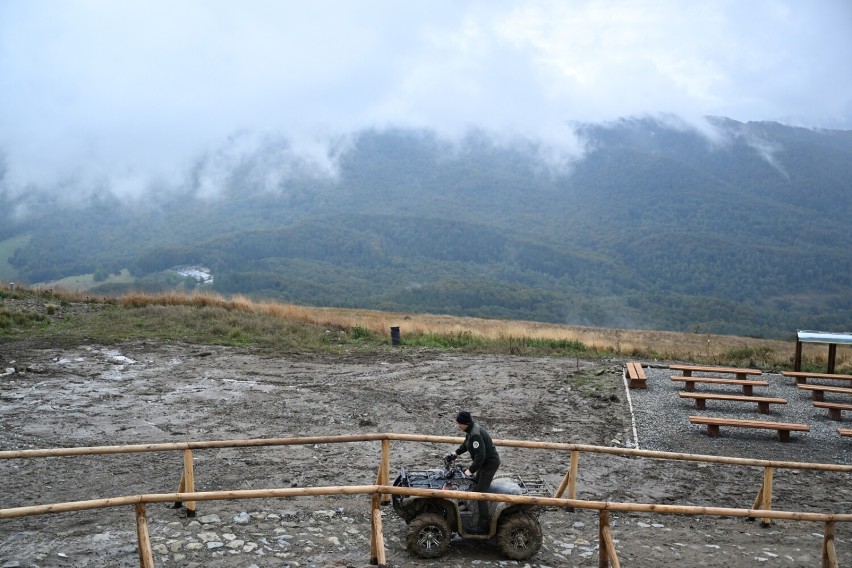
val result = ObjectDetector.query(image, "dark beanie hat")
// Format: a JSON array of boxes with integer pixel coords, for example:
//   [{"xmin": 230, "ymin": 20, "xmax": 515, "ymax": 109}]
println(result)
[{"xmin": 456, "ymin": 411, "xmax": 473, "ymax": 425}]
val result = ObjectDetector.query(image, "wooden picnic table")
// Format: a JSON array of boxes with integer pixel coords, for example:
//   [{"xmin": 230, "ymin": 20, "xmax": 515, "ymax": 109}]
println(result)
[{"xmin": 669, "ymin": 364, "xmax": 762, "ymax": 381}]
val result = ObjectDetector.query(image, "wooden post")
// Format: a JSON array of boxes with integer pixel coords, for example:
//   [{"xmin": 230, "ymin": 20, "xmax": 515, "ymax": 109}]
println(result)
[
  {"xmin": 554, "ymin": 450, "xmax": 579, "ymax": 500},
  {"xmin": 598, "ymin": 510, "xmax": 620, "ymax": 567},
  {"xmin": 183, "ymin": 450, "xmax": 196, "ymax": 516},
  {"xmin": 369, "ymin": 494, "xmax": 377, "ymax": 561},
  {"xmin": 135, "ymin": 503, "xmax": 155, "ymax": 568},
  {"xmin": 750, "ymin": 467, "xmax": 774, "ymax": 526},
  {"xmin": 827, "ymin": 344, "xmax": 837, "ymax": 374},
  {"xmin": 174, "ymin": 470, "xmax": 185, "ymax": 510},
  {"xmin": 568, "ymin": 450, "xmax": 579, "ymax": 499},
  {"xmin": 822, "ymin": 521, "xmax": 837, "ymax": 568},
  {"xmin": 794, "ymin": 340, "xmax": 803, "ymax": 371},
  {"xmin": 378, "ymin": 439, "xmax": 391, "ymax": 505},
  {"xmin": 370, "ymin": 493, "xmax": 387, "ymax": 566}
]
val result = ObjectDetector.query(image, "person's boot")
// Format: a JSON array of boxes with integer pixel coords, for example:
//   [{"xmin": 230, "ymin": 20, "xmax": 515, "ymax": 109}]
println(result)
[{"xmin": 469, "ymin": 501, "xmax": 490, "ymax": 534}]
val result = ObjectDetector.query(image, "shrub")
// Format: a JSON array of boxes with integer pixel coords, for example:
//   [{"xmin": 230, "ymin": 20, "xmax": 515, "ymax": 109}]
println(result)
[{"xmin": 350, "ymin": 326, "xmax": 373, "ymax": 340}]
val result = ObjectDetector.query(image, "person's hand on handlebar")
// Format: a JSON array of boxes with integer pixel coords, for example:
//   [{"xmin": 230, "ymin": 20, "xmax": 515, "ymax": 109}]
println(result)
[{"xmin": 464, "ymin": 469, "xmax": 474, "ymax": 477}]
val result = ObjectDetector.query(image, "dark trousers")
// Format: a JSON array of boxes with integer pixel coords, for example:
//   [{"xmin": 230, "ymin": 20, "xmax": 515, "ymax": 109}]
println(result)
[{"xmin": 474, "ymin": 459, "xmax": 500, "ymax": 527}]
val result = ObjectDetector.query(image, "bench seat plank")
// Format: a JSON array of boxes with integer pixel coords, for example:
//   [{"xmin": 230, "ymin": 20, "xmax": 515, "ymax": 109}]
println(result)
[
  {"xmin": 839, "ymin": 428, "xmax": 852, "ymax": 437},
  {"xmin": 813, "ymin": 401, "xmax": 852, "ymax": 421},
  {"xmin": 796, "ymin": 384, "xmax": 852, "ymax": 401},
  {"xmin": 671, "ymin": 376, "xmax": 769, "ymax": 395},
  {"xmin": 669, "ymin": 364, "xmax": 762, "ymax": 380},
  {"xmin": 689, "ymin": 416, "xmax": 809, "ymax": 442},
  {"xmin": 782, "ymin": 371, "xmax": 852, "ymax": 386},
  {"xmin": 625, "ymin": 362, "xmax": 647, "ymax": 389},
  {"xmin": 680, "ymin": 392, "xmax": 786, "ymax": 414}
]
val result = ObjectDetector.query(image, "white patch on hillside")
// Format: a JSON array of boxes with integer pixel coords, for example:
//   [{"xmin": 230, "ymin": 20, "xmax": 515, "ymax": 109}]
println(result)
[{"xmin": 173, "ymin": 266, "xmax": 214, "ymax": 284}]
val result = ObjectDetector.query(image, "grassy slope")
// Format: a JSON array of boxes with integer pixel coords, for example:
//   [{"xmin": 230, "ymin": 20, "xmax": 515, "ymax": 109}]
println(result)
[
  {"xmin": 38, "ymin": 269, "xmax": 136, "ymax": 292},
  {"xmin": 2, "ymin": 286, "xmax": 848, "ymax": 372},
  {"xmin": 0, "ymin": 235, "xmax": 29, "ymax": 282}
]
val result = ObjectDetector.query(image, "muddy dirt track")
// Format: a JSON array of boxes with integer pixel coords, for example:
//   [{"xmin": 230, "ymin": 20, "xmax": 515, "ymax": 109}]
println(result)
[{"xmin": 0, "ymin": 340, "xmax": 850, "ymax": 567}]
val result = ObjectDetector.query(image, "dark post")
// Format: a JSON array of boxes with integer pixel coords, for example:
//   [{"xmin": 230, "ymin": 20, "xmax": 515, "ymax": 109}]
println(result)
[
  {"xmin": 794, "ymin": 340, "xmax": 802, "ymax": 372},
  {"xmin": 390, "ymin": 326, "xmax": 401, "ymax": 346},
  {"xmin": 827, "ymin": 344, "xmax": 837, "ymax": 374}
]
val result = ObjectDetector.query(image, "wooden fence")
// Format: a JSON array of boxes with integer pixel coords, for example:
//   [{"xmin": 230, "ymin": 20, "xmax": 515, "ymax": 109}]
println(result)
[{"xmin": 2, "ymin": 433, "xmax": 851, "ymax": 567}]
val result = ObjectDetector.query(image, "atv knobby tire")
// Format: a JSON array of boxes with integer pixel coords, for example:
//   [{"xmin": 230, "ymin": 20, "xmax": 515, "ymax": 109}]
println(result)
[
  {"xmin": 407, "ymin": 512, "xmax": 452, "ymax": 558},
  {"xmin": 496, "ymin": 513, "xmax": 542, "ymax": 560}
]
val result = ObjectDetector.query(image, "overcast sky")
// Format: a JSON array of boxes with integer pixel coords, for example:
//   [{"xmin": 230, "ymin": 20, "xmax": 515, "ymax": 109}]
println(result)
[{"xmin": 1, "ymin": 0, "xmax": 851, "ymax": 197}]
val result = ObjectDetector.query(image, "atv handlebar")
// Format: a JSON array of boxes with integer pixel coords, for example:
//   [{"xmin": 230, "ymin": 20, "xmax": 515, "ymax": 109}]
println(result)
[{"xmin": 442, "ymin": 453, "xmax": 474, "ymax": 480}]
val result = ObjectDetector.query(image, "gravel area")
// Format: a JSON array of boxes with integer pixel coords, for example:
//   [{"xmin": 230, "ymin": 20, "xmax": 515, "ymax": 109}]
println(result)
[
  {"xmin": 1, "ymin": 344, "xmax": 850, "ymax": 567},
  {"xmin": 629, "ymin": 363, "xmax": 851, "ymax": 465}
]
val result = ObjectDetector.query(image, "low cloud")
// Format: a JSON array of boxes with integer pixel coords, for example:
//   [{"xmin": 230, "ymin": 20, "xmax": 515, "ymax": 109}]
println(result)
[{"xmin": 1, "ymin": 1, "xmax": 849, "ymax": 199}]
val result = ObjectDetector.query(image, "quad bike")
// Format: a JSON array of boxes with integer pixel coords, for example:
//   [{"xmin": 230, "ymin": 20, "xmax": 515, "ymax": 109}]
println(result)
[{"xmin": 392, "ymin": 454, "xmax": 550, "ymax": 560}]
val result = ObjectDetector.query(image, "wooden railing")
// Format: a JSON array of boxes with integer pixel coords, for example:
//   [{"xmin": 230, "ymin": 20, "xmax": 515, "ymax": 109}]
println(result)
[{"xmin": 2, "ymin": 433, "xmax": 851, "ymax": 567}]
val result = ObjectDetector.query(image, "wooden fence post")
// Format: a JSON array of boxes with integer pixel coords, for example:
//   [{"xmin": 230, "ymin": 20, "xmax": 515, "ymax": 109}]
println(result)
[
  {"xmin": 822, "ymin": 521, "xmax": 837, "ymax": 568},
  {"xmin": 598, "ymin": 510, "xmax": 620, "ymax": 568},
  {"xmin": 183, "ymin": 450, "xmax": 196, "ymax": 516},
  {"xmin": 135, "ymin": 503, "xmax": 155, "ymax": 568},
  {"xmin": 173, "ymin": 449, "xmax": 196, "ymax": 514},
  {"xmin": 750, "ymin": 466, "xmax": 773, "ymax": 526},
  {"xmin": 555, "ymin": 450, "xmax": 579, "ymax": 500},
  {"xmin": 377, "ymin": 439, "xmax": 391, "ymax": 505},
  {"xmin": 370, "ymin": 493, "xmax": 387, "ymax": 566}
]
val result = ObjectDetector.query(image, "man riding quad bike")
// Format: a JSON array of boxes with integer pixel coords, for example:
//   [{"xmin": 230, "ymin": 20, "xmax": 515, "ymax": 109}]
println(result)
[{"xmin": 392, "ymin": 454, "xmax": 544, "ymax": 560}]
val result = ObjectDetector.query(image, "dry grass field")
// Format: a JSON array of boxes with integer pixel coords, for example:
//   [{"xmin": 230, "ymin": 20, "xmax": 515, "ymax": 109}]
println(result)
[{"xmin": 7, "ymin": 285, "xmax": 846, "ymax": 371}]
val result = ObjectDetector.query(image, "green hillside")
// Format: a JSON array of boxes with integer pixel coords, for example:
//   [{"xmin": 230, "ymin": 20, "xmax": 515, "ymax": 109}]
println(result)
[
  {"xmin": 0, "ymin": 235, "xmax": 27, "ymax": 282},
  {"xmin": 1, "ymin": 118, "xmax": 849, "ymax": 338}
]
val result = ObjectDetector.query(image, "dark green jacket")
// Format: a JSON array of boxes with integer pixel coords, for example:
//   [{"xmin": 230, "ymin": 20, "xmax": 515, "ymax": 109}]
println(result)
[{"xmin": 455, "ymin": 422, "xmax": 500, "ymax": 473}]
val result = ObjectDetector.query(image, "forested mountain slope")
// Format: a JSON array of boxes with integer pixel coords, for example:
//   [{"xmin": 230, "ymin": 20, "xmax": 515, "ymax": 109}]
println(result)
[{"xmin": 1, "ymin": 117, "xmax": 849, "ymax": 338}]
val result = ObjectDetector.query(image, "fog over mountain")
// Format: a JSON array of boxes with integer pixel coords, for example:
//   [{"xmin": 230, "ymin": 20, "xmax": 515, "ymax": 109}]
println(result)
[
  {"xmin": 1, "ymin": 2, "xmax": 850, "ymax": 338},
  {"xmin": 1, "ymin": 1, "xmax": 851, "ymax": 201},
  {"xmin": 1, "ymin": 118, "xmax": 850, "ymax": 339}
]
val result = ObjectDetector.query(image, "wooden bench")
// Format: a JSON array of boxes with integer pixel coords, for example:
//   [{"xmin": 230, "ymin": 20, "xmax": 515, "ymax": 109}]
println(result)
[
  {"xmin": 813, "ymin": 401, "xmax": 852, "ymax": 421},
  {"xmin": 680, "ymin": 392, "xmax": 787, "ymax": 414},
  {"xmin": 782, "ymin": 371, "xmax": 852, "ymax": 387},
  {"xmin": 689, "ymin": 416, "xmax": 809, "ymax": 442},
  {"xmin": 669, "ymin": 364, "xmax": 762, "ymax": 381},
  {"xmin": 839, "ymin": 428, "xmax": 852, "ymax": 437},
  {"xmin": 671, "ymin": 376, "xmax": 769, "ymax": 395},
  {"xmin": 796, "ymin": 383, "xmax": 852, "ymax": 402},
  {"xmin": 625, "ymin": 361, "xmax": 647, "ymax": 388}
]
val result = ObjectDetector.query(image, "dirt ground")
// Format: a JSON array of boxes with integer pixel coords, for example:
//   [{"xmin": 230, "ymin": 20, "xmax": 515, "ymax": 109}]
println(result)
[{"xmin": 0, "ymin": 339, "xmax": 850, "ymax": 567}]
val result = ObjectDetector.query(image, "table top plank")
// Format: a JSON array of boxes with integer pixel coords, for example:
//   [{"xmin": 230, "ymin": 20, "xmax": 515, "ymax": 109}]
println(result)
[
  {"xmin": 669, "ymin": 364, "xmax": 762, "ymax": 375},
  {"xmin": 689, "ymin": 416, "xmax": 809, "ymax": 431},
  {"xmin": 671, "ymin": 376, "xmax": 769, "ymax": 386},
  {"xmin": 782, "ymin": 371, "xmax": 852, "ymax": 380},
  {"xmin": 679, "ymin": 392, "xmax": 786, "ymax": 404},
  {"xmin": 797, "ymin": 384, "xmax": 852, "ymax": 394}
]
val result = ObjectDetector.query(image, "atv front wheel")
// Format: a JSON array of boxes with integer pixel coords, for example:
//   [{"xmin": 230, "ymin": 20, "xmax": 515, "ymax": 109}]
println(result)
[
  {"xmin": 496, "ymin": 513, "xmax": 542, "ymax": 560},
  {"xmin": 407, "ymin": 512, "xmax": 452, "ymax": 558}
]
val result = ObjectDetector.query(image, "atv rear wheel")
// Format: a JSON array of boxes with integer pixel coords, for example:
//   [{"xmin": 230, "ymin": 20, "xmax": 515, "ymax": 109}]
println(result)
[
  {"xmin": 407, "ymin": 512, "xmax": 452, "ymax": 558},
  {"xmin": 496, "ymin": 513, "xmax": 542, "ymax": 560}
]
